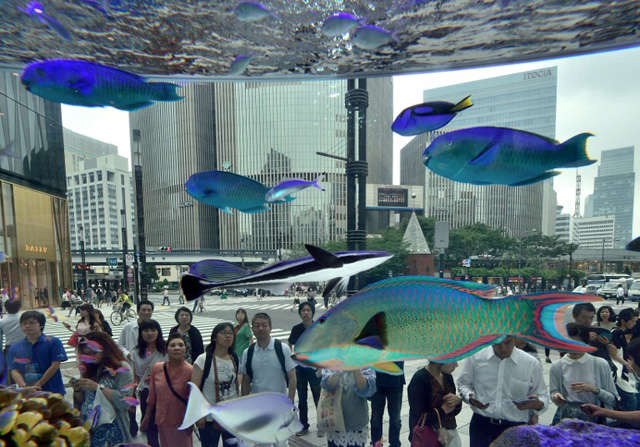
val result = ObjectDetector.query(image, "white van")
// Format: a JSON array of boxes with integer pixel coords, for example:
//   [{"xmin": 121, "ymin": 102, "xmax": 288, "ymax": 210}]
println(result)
[{"xmin": 629, "ymin": 280, "xmax": 640, "ymax": 301}]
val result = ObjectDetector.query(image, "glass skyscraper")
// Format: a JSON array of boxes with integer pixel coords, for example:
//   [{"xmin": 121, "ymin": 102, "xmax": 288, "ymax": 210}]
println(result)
[
  {"xmin": 591, "ymin": 146, "xmax": 635, "ymax": 248},
  {"xmin": 400, "ymin": 67, "xmax": 558, "ymax": 237},
  {"xmin": 131, "ymin": 78, "xmax": 393, "ymax": 251}
]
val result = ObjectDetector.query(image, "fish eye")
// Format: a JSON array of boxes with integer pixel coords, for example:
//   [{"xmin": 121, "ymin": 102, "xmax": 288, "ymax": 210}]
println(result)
[
  {"xmin": 446, "ymin": 140, "xmax": 453, "ymax": 146},
  {"xmin": 318, "ymin": 316, "xmax": 327, "ymax": 325}
]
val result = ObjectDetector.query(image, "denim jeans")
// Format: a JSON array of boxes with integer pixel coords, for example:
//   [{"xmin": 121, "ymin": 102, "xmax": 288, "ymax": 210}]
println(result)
[
  {"xmin": 199, "ymin": 421, "xmax": 235, "ymax": 447},
  {"xmin": 296, "ymin": 366, "xmax": 321, "ymax": 430},
  {"xmin": 617, "ymin": 384, "xmax": 640, "ymax": 411},
  {"xmin": 370, "ymin": 385, "xmax": 403, "ymax": 447}
]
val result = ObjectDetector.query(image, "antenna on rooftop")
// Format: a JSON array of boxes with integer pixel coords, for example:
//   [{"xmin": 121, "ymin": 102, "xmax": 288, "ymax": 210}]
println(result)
[{"xmin": 573, "ymin": 171, "xmax": 582, "ymax": 219}]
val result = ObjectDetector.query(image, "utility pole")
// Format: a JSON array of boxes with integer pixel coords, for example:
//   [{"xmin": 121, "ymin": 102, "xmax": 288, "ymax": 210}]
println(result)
[{"xmin": 121, "ymin": 209, "xmax": 128, "ymax": 292}]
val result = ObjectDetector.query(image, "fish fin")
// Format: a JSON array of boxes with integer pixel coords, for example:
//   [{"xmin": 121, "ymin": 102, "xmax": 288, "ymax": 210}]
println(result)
[
  {"xmin": 449, "ymin": 95, "xmax": 473, "ymax": 113},
  {"xmin": 391, "ymin": 109, "xmax": 418, "ymax": 136},
  {"xmin": 313, "ymin": 173, "xmax": 325, "ymax": 191},
  {"xmin": 180, "ymin": 273, "xmax": 215, "ymax": 301},
  {"xmin": 189, "ymin": 259, "xmax": 250, "ymax": 281},
  {"xmin": 355, "ymin": 312, "xmax": 388, "ymax": 348},
  {"xmin": 517, "ymin": 292, "xmax": 601, "ymax": 352},
  {"xmin": 468, "ymin": 144, "xmax": 500, "ymax": 167},
  {"xmin": 305, "ymin": 245, "xmax": 343, "ymax": 268},
  {"xmin": 115, "ymin": 101, "xmax": 154, "ymax": 111},
  {"xmin": 626, "ymin": 236, "xmax": 640, "ymax": 252},
  {"xmin": 179, "ymin": 382, "xmax": 214, "ymax": 430},
  {"xmin": 557, "ymin": 133, "xmax": 597, "ymax": 168},
  {"xmin": 509, "ymin": 171, "xmax": 561, "ymax": 186},
  {"xmin": 152, "ymin": 82, "xmax": 184, "ymax": 102},
  {"xmin": 67, "ymin": 77, "xmax": 93, "ymax": 96},
  {"xmin": 275, "ymin": 429, "xmax": 293, "ymax": 443},
  {"xmin": 322, "ymin": 277, "xmax": 349, "ymax": 300},
  {"xmin": 429, "ymin": 334, "xmax": 507, "ymax": 362},
  {"xmin": 371, "ymin": 362, "xmax": 404, "ymax": 375},
  {"xmin": 359, "ymin": 276, "xmax": 498, "ymax": 299},
  {"xmin": 220, "ymin": 206, "xmax": 234, "ymax": 214},
  {"xmin": 241, "ymin": 205, "xmax": 271, "ymax": 214},
  {"xmin": 356, "ymin": 336, "xmax": 385, "ymax": 350}
]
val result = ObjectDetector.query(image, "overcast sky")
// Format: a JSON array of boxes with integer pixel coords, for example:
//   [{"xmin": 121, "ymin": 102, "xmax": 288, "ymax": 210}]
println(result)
[{"xmin": 62, "ymin": 46, "xmax": 640, "ymax": 236}]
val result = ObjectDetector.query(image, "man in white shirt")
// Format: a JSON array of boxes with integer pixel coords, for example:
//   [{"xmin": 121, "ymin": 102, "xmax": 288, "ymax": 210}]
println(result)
[
  {"xmin": 240, "ymin": 312, "xmax": 297, "ymax": 401},
  {"xmin": 457, "ymin": 336, "xmax": 549, "ymax": 447},
  {"xmin": 617, "ymin": 284, "xmax": 626, "ymax": 306},
  {"xmin": 117, "ymin": 299, "xmax": 154, "ymax": 437}
]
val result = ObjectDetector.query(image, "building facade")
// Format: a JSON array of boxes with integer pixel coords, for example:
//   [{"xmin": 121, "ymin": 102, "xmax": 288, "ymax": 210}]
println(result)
[
  {"xmin": 591, "ymin": 147, "xmax": 635, "ymax": 248},
  {"xmin": 131, "ymin": 78, "xmax": 393, "ymax": 251},
  {"xmin": 572, "ymin": 215, "xmax": 616, "ymax": 249},
  {"xmin": 400, "ymin": 67, "xmax": 558, "ymax": 238},
  {"xmin": 63, "ymin": 128, "xmax": 117, "ymax": 173},
  {"xmin": 66, "ymin": 154, "xmax": 136, "ymax": 251},
  {"xmin": 555, "ymin": 205, "xmax": 571, "ymax": 243},
  {"xmin": 0, "ymin": 71, "xmax": 71, "ymax": 309}
]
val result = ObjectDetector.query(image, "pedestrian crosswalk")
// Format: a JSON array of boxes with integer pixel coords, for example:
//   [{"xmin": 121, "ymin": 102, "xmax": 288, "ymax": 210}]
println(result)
[{"xmin": 36, "ymin": 307, "xmax": 293, "ymax": 367}]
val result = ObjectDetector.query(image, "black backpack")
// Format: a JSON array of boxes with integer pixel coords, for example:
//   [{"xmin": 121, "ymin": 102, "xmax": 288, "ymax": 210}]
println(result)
[
  {"xmin": 200, "ymin": 349, "xmax": 240, "ymax": 390},
  {"xmin": 245, "ymin": 339, "xmax": 289, "ymax": 387}
]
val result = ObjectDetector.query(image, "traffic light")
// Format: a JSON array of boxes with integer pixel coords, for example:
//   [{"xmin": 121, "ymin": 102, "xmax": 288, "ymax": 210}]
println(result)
[{"xmin": 160, "ymin": 247, "xmax": 172, "ymax": 251}]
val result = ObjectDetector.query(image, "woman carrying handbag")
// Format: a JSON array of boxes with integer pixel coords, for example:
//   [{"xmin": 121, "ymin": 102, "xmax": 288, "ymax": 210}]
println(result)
[{"xmin": 408, "ymin": 361, "xmax": 462, "ymax": 447}]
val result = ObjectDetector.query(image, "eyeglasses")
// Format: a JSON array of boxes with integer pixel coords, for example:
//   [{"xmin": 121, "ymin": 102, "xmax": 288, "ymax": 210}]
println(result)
[{"xmin": 219, "ymin": 331, "xmax": 234, "ymax": 337}]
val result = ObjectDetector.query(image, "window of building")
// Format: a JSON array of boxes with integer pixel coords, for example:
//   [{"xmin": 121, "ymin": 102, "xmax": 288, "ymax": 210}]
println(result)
[
  {"xmin": 89, "ymin": 173, "xmax": 94, "ymax": 183},
  {"xmin": 97, "ymin": 171, "xmax": 102, "ymax": 181}
]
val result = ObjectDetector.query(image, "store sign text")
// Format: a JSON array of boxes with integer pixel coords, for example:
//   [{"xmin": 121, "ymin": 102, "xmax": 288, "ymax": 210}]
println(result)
[{"xmin": 25, "ymin": 245, "xmax": 48, "ymax": 254}]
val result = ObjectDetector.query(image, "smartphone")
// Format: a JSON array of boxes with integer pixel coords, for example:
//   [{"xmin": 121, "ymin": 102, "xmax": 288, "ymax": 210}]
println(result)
[
  {"xmin": 513, "ymin": 397, "xmax": 538, "ymax": 405},
  {"xmin": 68, "ymin": 377, "xmax": 78, "ymax": 385}
]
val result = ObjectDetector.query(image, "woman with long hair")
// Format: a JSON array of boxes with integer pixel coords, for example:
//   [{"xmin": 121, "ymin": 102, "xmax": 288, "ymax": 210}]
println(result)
[
  {"xmin": 94, "ymin": 309, "xmax": 113, "ymax": 337},
  {"xmin": 142, "ymin": 333, "xmax": 193, "ymax": 446},
  {"xmin": 169, "ymin": 307, "xmax": 204, "ymax": 364},
  {"xmin": 191, "ymin": 322, "xmax": 240, "ymax": 447},
  {"xmin": 233, "ymin": 308, "xmax": 252, "ymax": 358},
  {"xmin": 132, "ymin": 319, "xmax": 167, "ymax": 447},
  {"xmin": 71, "ymin": 332, "xmax": 135, "ymax": 446},
  {"xmin": 408, "ymin": 361, "xmax": 463, "ymax": 447},
  {"xmin": 63, "ymin": 303, "xmax": 101, "ymax": 348}
]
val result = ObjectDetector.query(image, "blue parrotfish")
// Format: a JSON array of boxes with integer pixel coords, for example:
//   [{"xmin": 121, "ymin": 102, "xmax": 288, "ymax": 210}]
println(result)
[
  {"xmin": 18, "ymin": 2, "xmax": 72, "ymax": 41},
  {"xmin": 392, "ymin": 96, "xmax": 473, "ymax": 136},
  {"xmin": 21, "ymin": 60, "xmax": 183, "ymax": 111},
  {"xmin": 422, "ymin": 127, "xmax": 596, "ymax": 186},
  {"xmin": 180, "ymin": 384, "xmax": 302, "ymax": 444},
  {"xmin": 265, "ymin": 174, "xmax": 325, "ymax": 202},
  {"xmin": 292, "ymin": 276, "xmax": 601, "ymax": 375},
  {"xmin": 184, "ymin": 170, "xmax": 292, "ymax": 214},
  {"xmin": 181, "ymin": 244, "xmax": 393, "ymax": 300},
  {"xmin": 626, "ymin": 236, "xmax": 640, "ymax": 252},
  {"xmin": 233, "ymin": 1, "xmax": 274, "ymax": 21},
  {"xmin": 322, "ymin": 12, "xmax": 362, "ymax": 37},
  {"xmin": 352, "ymin": 25, "xmax": 398, "ymax": 50}
]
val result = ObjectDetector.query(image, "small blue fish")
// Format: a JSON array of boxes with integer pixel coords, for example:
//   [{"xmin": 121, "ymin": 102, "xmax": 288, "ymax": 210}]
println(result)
[
  {"xmin": 422, "ymin": 127, "xmax": 597, "ymax": 186},
  {"xmin": 322, "ymin": 12, "xmax": 361, "ymax": 37},
  {"xmin": 265, "ymin": 174, "xmax": 325, "ymax": 202},
  {"xmin": 180, "ymin": 384, "xmax": 302, "ymax": 444},
  {"xmin": 626, "ymin": 236, "xmax": 640, "ymax": 252},
  {"xmin": 234, "ymin": 1, "xmax": 274, "ymax": 22},
  {"xmin": 392, "ymin": 96, "xmax": 473, "ymax": 136},
  {"xmin": 21, "ymin": 60, "xmax": 183, "ymax": 111},
  {"xmin": 229, "ymin": 55, "xmax": 253, "ymax": 76},
  {"xmin": 185, "ymin": 170, "xmax": 292, "ymax": 214},
  {"xmin": 352, "ymin": 25, "xmax": 398, "ymax": 50},
  {"xmin": 18, "ymin": 2, "xmax": 72, "ymax": 41}
]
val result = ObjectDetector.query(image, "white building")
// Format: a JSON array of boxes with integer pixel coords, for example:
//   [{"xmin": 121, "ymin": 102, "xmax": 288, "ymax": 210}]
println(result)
[
  {"xmin": 555, "ymin": 205, "xmax": 571, "ymax": 242},
  {"xmin": 67, "ymin": 154, "xmax": 135, "ymax": 250},
  {"xmin": 572, "ymin": 215, "xmax": 616, "ymax": 249}
]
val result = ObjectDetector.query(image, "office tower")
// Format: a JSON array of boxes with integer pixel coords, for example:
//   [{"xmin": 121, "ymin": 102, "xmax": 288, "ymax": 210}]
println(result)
[
  {"xmin": 555, "ymin": 205, "xmax": 571, "ymax": 243},
  {"xmin": 63, "ymin": 128, "xmax": 117, "ymax": 173},
  {"xmin": 584, "ymin": 194, "xmax": 594, "ymax": 218},
  {"xmin": 572, "ymin": 215, "xmax": 616, "ymax": 249},
  {"xmin": 66, "ymin": 153, "xmax": 136, "ymax": 251},
  {"xmin": 401, "ymin": 67, "xmax": 558, "ymax": 237},
  {"xmin": 591, "ymin": 147, "xmax": 635, "ymax": 248},
  {"xmin": 0, "ymin": 71, "xmax": 71, "ymax": 309},
  {"xmin": 131, "ymin": 78, "xmax": 393, "ymax": 251}
]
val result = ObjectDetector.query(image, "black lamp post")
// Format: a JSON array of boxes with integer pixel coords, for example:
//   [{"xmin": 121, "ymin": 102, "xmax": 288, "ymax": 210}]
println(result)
[
  {"xmin": 79, "ymin": 225, "xmax": 87, "ymax": 290},
  {"xmin": 121, "ymin": 209, "xmax": 128, "ymax": 291}
]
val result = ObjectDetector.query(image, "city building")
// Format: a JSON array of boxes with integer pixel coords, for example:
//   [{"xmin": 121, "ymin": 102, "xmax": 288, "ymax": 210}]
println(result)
[
  {"xmin": 555, "ymin": 205, "xmax": 571, "ymax": 243},
  {"xmin": 66, "ymin": 153, "xmax": 135, "ymax": 251},
  {"xmin": 584, "ymin": 194, "xmax": 594, "ymax": 218},
  {"xmin": 590, "ymin": 147, "xmax": 635, "ymax": 248},
  {"xmin": 400, "ymin": 67, "xmax": 558, "ymax": 238},
  {"xmin": 63, "ymin": 128, "xmax": 117, "ymax": 173},
  {"xmin": 572, "ymin": 215, "xmax": 616, "ymax": 249},
  {"xmin": 0, "ymin": 71, "xmax": 71, "ymax": 309},
  {"xmin": 131, "ymin": 78, "xmax": 393, "ymax": 251}
]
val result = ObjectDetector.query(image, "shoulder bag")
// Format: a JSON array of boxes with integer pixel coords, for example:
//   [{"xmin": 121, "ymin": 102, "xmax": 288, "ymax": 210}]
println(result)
[
  {"xmin": 163, "ymin": 363, "xmax": 188, "ymax": 406},
  {"xmin": 411, "ymin": 409, "xmax": 449, "ymax": 447},
  {"xmin": 317, "ymin": 385, "xmax": 346, "ymax": 432}
]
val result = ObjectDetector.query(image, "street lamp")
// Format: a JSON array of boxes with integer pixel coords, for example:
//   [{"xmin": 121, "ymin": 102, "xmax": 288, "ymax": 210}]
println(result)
[
  {"xmin": 79, "ymin": 225, "xmax": 87, "ymax": 290},
  {"xmin": 121, "ymin": 209, "xmax": 128, "ymax": 291}
]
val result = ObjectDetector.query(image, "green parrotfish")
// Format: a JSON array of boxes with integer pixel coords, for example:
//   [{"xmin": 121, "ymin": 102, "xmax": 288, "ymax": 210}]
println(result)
[{"xmin": 292, "ymin": 276, "xmax": 601, "ymax": 375}]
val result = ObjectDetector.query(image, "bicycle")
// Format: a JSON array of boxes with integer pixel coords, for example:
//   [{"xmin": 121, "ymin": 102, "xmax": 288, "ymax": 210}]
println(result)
[{"xmin": 110, "ymin": 302, "xmax": 136, "ymax": 325}]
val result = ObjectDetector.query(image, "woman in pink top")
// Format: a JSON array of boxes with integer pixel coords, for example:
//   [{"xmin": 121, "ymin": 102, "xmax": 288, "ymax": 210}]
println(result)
[{"xmin": 142, "ymin": 333, "xmax": 193, "ymax": 446}]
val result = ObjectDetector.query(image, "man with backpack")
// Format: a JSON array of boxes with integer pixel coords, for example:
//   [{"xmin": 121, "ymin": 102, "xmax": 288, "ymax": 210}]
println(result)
[{"xmin": 239, "ymin": 312, "xmax": 297, "ymax": 402}]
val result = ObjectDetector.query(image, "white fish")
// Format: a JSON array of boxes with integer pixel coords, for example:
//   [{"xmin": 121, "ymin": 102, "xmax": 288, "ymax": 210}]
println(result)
[
  {"xmin": 179, "ymin": 383, "xmax": 303, "ymax": 445},
  {"xmin": 233, "ymin": 1, "xmax": 274, "ymax": 22},
  {"xmin": 264, "ymin": 174, "xmax": 325, "ymax": 202},
  {"xmin": 322, "ymin": 12, "xmax": 361, "ymax": 37},
  {"xmin": 352, "ymin": 25, "xmax": 398, "ymax": 50}
]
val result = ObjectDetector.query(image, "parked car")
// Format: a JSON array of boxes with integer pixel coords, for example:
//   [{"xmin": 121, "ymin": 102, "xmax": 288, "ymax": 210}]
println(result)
[
  {"xmin": 597, "ymin": 282, "xmax": 621, "ymax": 299},
  {"xmin": 584, "ymin": 284, "xmax": 601, "ymax": 295},
  {"xmin": 629, "ymin": 280, "xmax": 640, "ymax": 302},
  {"xmin": 572, "ymin": 286, "xmax": 586, "ymax": 293}
]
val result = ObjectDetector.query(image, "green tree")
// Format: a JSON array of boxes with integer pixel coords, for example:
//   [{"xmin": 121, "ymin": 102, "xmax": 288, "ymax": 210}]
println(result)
[
  {"xmin": 448, "ymin": 223, "xmax": 513, "ymax": 259},
  {"xmin": 145, "ymin": 264, "xmax": 159, "ymax": 282}
]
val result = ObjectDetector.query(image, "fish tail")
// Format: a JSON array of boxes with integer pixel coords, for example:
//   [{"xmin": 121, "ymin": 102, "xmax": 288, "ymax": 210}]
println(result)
[
  {"xmin": 450, "ymin": 95, "xmax": 473, "ymax": 113},
  {"xmin": 152, "ymin": 82, "xmax": 184, "ymax": 102},
  {"xmin": 557, "ymin": 133, "xmax": 597, "ymax": 168},
  {"xmin": 179, "ymin": 382, "xmax": 214, "ymax": 430},
  {"xmin": 517, "ymin": 292, "xmax": 601, "ymax": 352},
  {"xmin": 180, "ymin": 273, "xmax": 216, "ymax": 301},
  {"xmin": 313, "ymin": 173, "xmax": 326, "ymax": 191}
]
